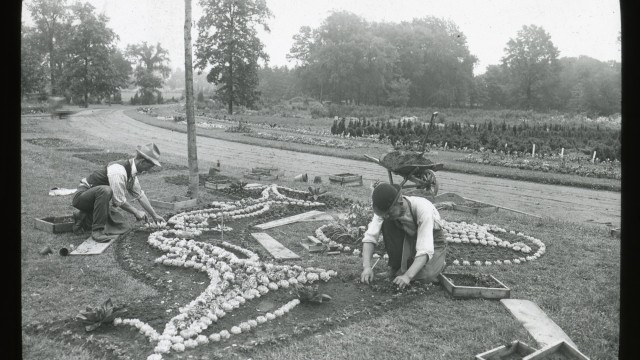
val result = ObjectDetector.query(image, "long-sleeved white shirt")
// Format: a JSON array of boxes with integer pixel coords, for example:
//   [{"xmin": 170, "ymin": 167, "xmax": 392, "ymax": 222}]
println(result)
[
  {"xmin": 106, "ymin": 159, "xmax": 144, "ymax": 207},
  {"xmin": 362, "ymin": 196, "xmax": 442, "ymax": 259}
]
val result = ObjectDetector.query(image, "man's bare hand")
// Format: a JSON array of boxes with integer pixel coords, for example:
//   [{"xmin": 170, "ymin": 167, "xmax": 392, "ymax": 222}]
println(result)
[
  {"xmin": 361, "ymin": 267, "xmax": 374, "ymax": 284},
  {"xmin": 393, "ymin": 274, "xmax": 411, "ymax": 289}
]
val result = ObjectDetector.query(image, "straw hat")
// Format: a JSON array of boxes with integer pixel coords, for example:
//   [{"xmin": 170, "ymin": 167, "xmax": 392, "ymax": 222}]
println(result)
[{"xmin": 136, "ymin": 143, "xmax": 161, "ymax": 167}]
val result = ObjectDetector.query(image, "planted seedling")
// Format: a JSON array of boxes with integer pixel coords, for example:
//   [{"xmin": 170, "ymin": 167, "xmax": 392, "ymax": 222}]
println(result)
[
  {"xmin": 228, "ymin": 181, "xmax": 249, "ymax": 194},
  {"xmin": 293, "ymin": 284, "xmax": 332, "ymax": 304},
  {"xmin": 76, "ymin": 298, "xmax": 127, "ymax": 332},
  {"xmin": 306, "ymin": 186, "xmax": 327, "ymax": 201}
]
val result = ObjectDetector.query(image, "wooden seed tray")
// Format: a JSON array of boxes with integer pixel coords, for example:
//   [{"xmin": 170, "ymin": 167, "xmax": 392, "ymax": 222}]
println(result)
[
  {"xmin": 34, "ymin": 215, "xmax": 75, "ymax": 233},
  {"xmin": 204, "ymin": 181, "xmax": 232, "ymax": 190},
  {"xmin": 522, "ymin": 340, "xmax": 589, "ymax": 360},
  {"xmin": 439, "ymin": 272, "xmax": 511, "ymax": 299},
  {"xmin": 476, "ymin": 340, "xmax": 536, "ymax": 360},
  {"xmin": 149, "ymin": 195, "xmax": 198, "ymax": 211}
]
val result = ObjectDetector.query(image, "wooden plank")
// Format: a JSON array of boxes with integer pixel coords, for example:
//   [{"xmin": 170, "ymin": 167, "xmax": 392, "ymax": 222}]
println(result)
[
  {"xmin": 522, "ymin": 340, "xmax": 589, "ymax": 360},
  {"xmin": 70, "ymin": 236, "xmax": 117, "ymax": 255},
  {"xmin": 501, "ymin": 299, "xmax": 577, "ymax": 349},
  {"xmin": 251, "ymin": 233, "xmax": 300, "ymax": 260},
  {"xmin": 253, "ymin": 210, "xmax": 326, "ymax": 230},
  {"xmin": 297, "ymin": 213, "xmax": 335, "ymax": 222}
]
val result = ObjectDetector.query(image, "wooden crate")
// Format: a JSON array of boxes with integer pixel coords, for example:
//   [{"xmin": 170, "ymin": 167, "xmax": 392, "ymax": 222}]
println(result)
[
  {"xmin": 34, "ymin": 215, "xmax": 75, "ymax": 234},
  {"xmin": 329, "ymin": 173, "xmax": 363, "ymax": 186},
  {"xmin": 476, "ymin": 340, "xmax": 536, "ymax": 360},
  {"xmin": 522, "ymin": 340, "xmax": 589, "ymax": 360},
  {"xmin": 149, "ymin": 195, "xmax": 198, "ymax": 211},
  {"xmin": 439, "ymin": 273, "xmax": 511, "ymax": 300},
  {"xmin": 204, "ymin": 180, "xmax": 232, "ymax": 190}
]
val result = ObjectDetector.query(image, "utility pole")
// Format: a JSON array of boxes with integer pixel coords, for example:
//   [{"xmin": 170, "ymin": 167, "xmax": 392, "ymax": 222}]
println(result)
[{"xmin": 184, "ymin": 0, "xmax": 199, "ymax": 198}]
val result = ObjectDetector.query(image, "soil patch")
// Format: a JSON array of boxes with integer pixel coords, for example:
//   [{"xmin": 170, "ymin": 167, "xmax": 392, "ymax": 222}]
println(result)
[
  {"xmin": 73, "ymin": 152, "xmax": 130, "ymax": 165},
  {"xmin": 25, "ymin": 137, "xmax": 76, "ymax": 148},
  {"xmin": 442, "ymin": 273, "xmax": 504, "ymax": 288},
  {"xmin": 56, "ymin": 147, "xmax": 103, "ymax": 152}
]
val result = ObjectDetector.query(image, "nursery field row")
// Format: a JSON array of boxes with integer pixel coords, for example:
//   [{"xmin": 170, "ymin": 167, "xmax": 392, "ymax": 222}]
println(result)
[{"xmin": 127, "ymin": 107, "xmax": 621, "ymax": 192}]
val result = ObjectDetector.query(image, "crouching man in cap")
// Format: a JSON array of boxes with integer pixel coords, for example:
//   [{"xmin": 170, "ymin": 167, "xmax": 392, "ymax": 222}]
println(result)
[
  {"xmin": 71, "ymin": 143, "xmax": 165, "ymax": 242},
  {"xmin": 361, "ymin": 183, "xmax": 447, "ymax": 288}
]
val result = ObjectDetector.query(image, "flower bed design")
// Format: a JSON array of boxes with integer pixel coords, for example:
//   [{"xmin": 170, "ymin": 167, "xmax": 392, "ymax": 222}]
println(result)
[
  {"xmin": 314, "ymin": 219, "xmax": 546, "ymax": 266},
  {"xmin": 110, "ymin": 184, "xmax": 336, "ymax": 359}
]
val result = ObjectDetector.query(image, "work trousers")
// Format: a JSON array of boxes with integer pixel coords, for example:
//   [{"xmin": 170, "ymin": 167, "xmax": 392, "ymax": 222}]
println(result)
[{"xmin": 72, "ymin": 185, "xmax": 129, "ymax": 234}]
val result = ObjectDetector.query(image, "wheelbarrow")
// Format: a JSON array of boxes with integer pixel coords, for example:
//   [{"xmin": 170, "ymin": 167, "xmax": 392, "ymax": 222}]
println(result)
[
  {"xmin": 364, "ymin": 111, "xmax": 443, "ymax": 196},
  {"xmin": 364, "ymin": 151, "xmax": 443, "ymax": 196}
]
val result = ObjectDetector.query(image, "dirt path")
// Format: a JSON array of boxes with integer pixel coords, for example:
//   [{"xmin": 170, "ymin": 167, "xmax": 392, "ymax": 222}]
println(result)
[{"xmin": 66, "ymin": 108, "xmax": 620, "ymax": 226}]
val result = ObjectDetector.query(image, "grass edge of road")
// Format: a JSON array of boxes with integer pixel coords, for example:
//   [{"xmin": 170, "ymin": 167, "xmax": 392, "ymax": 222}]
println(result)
[{"xmin": 122, "ymin": 108, "xmax": 620, "ymax": 193}]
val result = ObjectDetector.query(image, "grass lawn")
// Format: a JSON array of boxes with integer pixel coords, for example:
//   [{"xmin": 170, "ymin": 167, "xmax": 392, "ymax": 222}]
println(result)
[
  {"xmin": 124, "ymin": 105, "xmax": 620, "ymax": 192},
  {"xmin": 21, "ymin": 113, "xmax": 619, "ymax": 360}
]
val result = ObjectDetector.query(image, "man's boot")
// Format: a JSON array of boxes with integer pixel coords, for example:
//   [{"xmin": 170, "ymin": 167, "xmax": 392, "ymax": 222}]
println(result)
[
  {"xmin": 91, "ymin": 230, "xmax": 119, "ymax": 243},
  {"xmin": 73, "ymin": 210, "xmax": 88, "ymax": 234}
]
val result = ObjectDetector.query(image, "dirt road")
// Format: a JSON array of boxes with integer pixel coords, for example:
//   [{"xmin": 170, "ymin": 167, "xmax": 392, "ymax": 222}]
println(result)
[{"xmin": 67, "ymin": 108, "xmax": 620, "ymax": 226}]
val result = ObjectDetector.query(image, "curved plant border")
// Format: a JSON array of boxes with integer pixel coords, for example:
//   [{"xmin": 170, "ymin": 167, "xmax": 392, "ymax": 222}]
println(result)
[
  {"xmin": 112, "ymin": 184, "xmax": 339, "ymax": 360},
  {"xmin": 314, "ymin": 220, "xmax": 546, "ymax": 266}
]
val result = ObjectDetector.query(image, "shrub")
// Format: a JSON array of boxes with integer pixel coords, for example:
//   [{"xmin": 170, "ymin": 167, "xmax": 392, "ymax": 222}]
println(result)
[{"xmin": 309, "ymin": 102, "xmax": 329, "ymax": 118}]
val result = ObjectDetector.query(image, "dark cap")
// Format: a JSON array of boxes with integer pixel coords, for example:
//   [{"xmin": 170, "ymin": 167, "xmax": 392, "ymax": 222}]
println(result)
[{"xmin": 372, "ymin": 183, "xmax": 401, "ymax": 212}]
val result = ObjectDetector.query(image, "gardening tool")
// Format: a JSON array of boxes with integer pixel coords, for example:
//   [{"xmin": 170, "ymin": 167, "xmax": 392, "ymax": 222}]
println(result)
[{"xmin": 419, "ymin": 112, "xmax": 439, "ymax": 156}]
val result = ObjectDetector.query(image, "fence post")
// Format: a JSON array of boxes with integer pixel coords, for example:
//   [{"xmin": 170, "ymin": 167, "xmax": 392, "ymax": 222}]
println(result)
[
  {"xmin": 592, "ymin": 151, "xmax": 596, "ymax": 163},
  {"xmin": 532, "ymin": 144, "xmax": 536, "ymax": 157},
  {"xmin": 560, "ymin": 148, "xmax": 564, "ymax": 158},
  {"xmin": 444, "ymin": 142, "xmax": 447, "ymax": 150}
]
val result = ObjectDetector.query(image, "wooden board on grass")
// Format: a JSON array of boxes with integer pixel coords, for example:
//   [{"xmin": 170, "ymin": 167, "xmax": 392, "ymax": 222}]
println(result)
[
  {"xmin": 70, "ymin": 236, "xmax": 117, "ymax": 255},
  {"xmin": 300, "ymin": 236, "xmax": 325, "ymax": 252},
  {"xmin": 501, "ymin": 299, "xmax": 577, "ymax": 349},
  {"xmin": 251, "ymin": 233, "xmax": 300, "ymax": 260},
  {"xmin": 253, "ymin": 210, "xmax": 328, "ymax": 230}
]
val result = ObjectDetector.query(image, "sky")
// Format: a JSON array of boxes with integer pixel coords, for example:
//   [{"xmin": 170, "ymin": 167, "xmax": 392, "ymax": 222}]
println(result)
[{"xmin": 22, "ymin": 0, "xmax": 621, "ymax": 75}]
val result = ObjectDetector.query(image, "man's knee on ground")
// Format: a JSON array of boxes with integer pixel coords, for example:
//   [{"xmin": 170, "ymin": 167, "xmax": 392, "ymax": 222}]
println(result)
[{"xmin": 95, "ymin": 185, "xmax": 113, "ymax": 197}]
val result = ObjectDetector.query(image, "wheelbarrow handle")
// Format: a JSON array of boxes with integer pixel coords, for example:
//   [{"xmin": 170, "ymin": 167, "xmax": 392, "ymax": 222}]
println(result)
[{"xmin": 364, "ymin": 154, "xmax": 380, "ymax": 163}]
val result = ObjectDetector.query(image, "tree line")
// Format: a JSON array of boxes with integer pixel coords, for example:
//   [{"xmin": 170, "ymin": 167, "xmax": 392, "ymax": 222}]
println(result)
[
  {"xmin": 22, "ymin": 1, "xmax": 620, "ymax": 117},
  {"xmin": 261, "ymin": 15, "xmax": 620, "ymax": 117}
]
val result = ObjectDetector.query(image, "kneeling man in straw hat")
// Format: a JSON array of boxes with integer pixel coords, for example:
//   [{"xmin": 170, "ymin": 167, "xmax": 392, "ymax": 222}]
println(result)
[
  {"xmin": 361, "ymin": 183, "xmax": 447, "ymax": 288},
  {"xmin": 71, "ymin": 143, "xmax": 165, "ymax": 242}
]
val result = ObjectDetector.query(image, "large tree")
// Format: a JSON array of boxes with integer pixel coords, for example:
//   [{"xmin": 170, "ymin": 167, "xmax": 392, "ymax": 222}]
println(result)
[
  {"xmin": 501, "ymin": 25, "xmax": 560, "ymax": 109},
  {"xmin": 287, "ymin": 13, "xmax": 476, "ymax": 107},
  {"xmin": 195, "ymin": 0, "xmax": 272, "ymax": 114},
  {"xmin": 26, "ymin": 0, "xmax": 70, "ymax": 96},
  {"xmin": 58, "ymin": 2, "xmax": 126, "ymax": 106},
  {"xmin": 127, "ymin": 42, "xmax": 171, "ymax": 104},
  {"xmin": 21, "ymin": 23, "xmax": 49, "ymax": 98}
]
